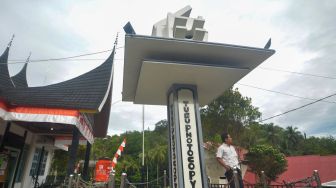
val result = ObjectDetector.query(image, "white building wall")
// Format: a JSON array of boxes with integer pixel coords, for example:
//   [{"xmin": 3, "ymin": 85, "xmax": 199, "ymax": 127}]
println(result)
[
  {"xmin": 0, "ymin": 119, "xmax": 6, "ymax": 134},
  {"xmin": 9, "ymin": 124, "xmax": 25, "ymax": 137},
  {"xmin": 204, "ymin": 148, "xmax": 247, "ymax": 184},
  {"xmin": 0, "ymin": 121, "xmax": 57, "ymax": 188},
  {"xmin": 37, "ymin": 147, "xmax": 54, "ymax": 185},
  {"xmin": 204, "ymin": 148, "xmax": 224, "ymax": 184},
  {"xmin": 18, "ymin": 133, "xmax": 36, "ymax": 188},
  {"xmin": 18, "ymin": 135, "xmax": 56, "ymax": 188}
]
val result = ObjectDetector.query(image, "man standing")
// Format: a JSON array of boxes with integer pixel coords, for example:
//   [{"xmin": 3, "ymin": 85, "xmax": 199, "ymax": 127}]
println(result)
[{"xmin": 216, "ymin": 132, "xmax": 244, "ymax": 188}]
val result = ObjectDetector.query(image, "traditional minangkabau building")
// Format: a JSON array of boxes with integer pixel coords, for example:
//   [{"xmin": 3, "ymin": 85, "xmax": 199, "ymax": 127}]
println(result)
[{"xmin": 0, "ymin": 37, "xmax": 115, "ymax": 187}]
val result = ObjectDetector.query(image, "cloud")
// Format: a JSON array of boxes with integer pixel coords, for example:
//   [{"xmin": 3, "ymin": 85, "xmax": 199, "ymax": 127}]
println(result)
[
  {"xmin": 1, "ymin": 0, "xmax": 334, "ymax": 137},
  {"xmin": 108, "ymin": 102, "xmax": 166, "ymax": 135},
  {"xmin": 0, "ymin": 0, "xmax": 95, "ymax": 87},
  {"xmin": 238, "ymin": 0, "xmax": 336, "ymax": 137}
]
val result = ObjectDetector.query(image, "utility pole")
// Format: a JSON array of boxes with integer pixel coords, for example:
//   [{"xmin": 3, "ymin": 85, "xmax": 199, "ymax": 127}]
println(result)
[
  {"xmin": 142, "ymin": 105, "xmax": 145, "ymax": 166},
  {"xmin": 141, "ymin": 105, "xmax": 145, "ymax": 188}
]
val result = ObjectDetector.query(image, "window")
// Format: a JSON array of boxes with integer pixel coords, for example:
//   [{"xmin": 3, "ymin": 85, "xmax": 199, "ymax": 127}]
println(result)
[
  {"xmin": 15, "ymin": 145, "xmax": 29, "ymax": 182},
  {"xmin": 30, "ymin": 148, "xmax": 48, "ymax": 176}
]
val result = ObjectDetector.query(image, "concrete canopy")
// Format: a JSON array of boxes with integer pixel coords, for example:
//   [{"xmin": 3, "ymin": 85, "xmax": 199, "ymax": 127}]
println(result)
[{"xmin": 122, "ymin": 34, "xmax": 275, "ymax": 106}]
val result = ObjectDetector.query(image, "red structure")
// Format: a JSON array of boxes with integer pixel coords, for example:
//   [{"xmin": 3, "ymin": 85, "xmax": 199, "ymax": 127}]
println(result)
[
  {"xmin": 95, "ymin": 158, "xmax": 113, "ymax": 182},
  {"xmin": 244, "ymin": 155, "xmax": 336, "ymax": 184}
]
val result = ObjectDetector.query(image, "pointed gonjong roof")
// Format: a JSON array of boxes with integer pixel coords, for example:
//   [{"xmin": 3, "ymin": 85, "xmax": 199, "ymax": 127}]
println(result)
[
  {"xmin": 0, "ymin": 42, "xmax": 15, "ymax": 92},
  {"xmin": 2, "ymin": 46, "xmax": 114, "ymax": 112},
  {"xmin": 0, "ymin": 39, "xmax": 115, "ymax": 137},
  {"xmin": 11, "ymin": 54, "xmax": 29, "ymax": 88}
]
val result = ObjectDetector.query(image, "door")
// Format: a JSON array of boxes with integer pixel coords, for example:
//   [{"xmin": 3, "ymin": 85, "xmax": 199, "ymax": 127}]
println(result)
[{"xmin": 4, "ymin": 147, "xmax": 20, "ymax": 188}]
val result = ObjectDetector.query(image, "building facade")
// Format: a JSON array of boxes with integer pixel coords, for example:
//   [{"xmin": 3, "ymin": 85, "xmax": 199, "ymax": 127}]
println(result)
[{"xmin": 0, "ymin": 37, "xmax": 115, "ymax": 187}]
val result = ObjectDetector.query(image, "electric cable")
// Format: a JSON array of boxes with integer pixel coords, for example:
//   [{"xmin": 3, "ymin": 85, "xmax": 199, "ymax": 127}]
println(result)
[
  {"xmin": 3, "ymin": 46, "xmax": 124, "ymax": 65},
  {"xmin": 259, "ymin": 67, "xmax": 336, "ymax": 80},
  {"xmin": 237, "ymin": 83, "xmax": 336, "ymax": 104},
  {"xmin": 8, "ymin": 58, "xmax": 124, "ymax": 62},
  {"xmin": 260, "ymin": 92, "xmax": 336, "ymax": 122}
]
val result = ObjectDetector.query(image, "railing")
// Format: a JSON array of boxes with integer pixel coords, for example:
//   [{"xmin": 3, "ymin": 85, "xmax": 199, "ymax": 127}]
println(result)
[
  {"xmin": 210, "ymin": 184, "xmax": 230, "ymax": 188},
  {"xmin": 59, "ymin": 174, "xmax": 103, "ymax": 188},
  {"xmin": 57, "ymin": 169, "xmax": 322, "ymax": 188},
  {"xmin": 210, "ymin": 170, "xmax": 322, "ymax": 188},
  {"xmin": 210, "ymin": 183, "xmax": 320, "ymax": 188},
  {"xmin": 283, "ymin": 170, "xmax": 321, "ymax": 188},
  {"xmin": 58, "ymin": 174, "xmax": 110, "ymax": 188},
  {"xmin": 124, "ymin": 170, "xmax": 168, "ymax": 188}
]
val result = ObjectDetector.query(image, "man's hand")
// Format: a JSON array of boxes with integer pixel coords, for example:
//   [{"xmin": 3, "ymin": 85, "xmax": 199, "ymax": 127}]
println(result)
[
  {"xmin": 217, "ymin": 157, "xmax": 231, "ymax": 171},
  {"xmin": 224, "ymin": 165, "xmax": 231, "ymax": 171}
]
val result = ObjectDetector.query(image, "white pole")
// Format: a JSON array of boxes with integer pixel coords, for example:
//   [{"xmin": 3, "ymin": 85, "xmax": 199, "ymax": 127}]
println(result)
[
  {"xmin": 142, "ymin": 105, "xmax": 145, "ymax": 166},
  {"xmin": 147, "ymin": 165, "xmax": 149, "ymax": 187}
]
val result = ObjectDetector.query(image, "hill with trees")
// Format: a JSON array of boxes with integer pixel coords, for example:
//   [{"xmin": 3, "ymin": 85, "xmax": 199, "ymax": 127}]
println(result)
[{"xmin": 51, "ymin": 88, "xmax": 336, "ymax": 182}]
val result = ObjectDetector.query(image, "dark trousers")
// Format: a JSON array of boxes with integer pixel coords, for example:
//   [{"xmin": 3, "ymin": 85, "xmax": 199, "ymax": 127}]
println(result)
[{"xmin": 225, "ymin": 168, "xmax": 244, "ymax": 188}]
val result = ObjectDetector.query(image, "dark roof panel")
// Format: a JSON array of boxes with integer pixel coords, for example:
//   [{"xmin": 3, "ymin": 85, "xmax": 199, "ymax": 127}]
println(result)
[
  {"xmin": 93, "ymin": 87, "xmax": 112, "ymax": 137},
  {"xmin": 11, "ymin": 62, "xmax": 28, "ymax": 88},
  {"xmin": 0, "ymin": 41, "xmax": 115, "ymax": 138},
  {"xmin": 3, "ymin": 47, "xmax": 115, "ymax": 111},
  {"xmin": 0, "ymin": 47, "xmax": 14, "ymax": 91}
]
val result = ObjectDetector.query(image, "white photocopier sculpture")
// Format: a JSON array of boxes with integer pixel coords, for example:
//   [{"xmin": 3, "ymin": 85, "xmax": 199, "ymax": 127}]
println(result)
[{"xmin": 152, "ymin": 5, "xmax": 208, "ymax": 41}]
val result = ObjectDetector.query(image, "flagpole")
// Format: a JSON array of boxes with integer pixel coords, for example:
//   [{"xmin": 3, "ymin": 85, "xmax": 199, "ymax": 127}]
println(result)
[
  {"xmin": 142, "ymin": 105, "xmax": 145, "ymax": 166},
  {"xmin": 141, "ymin": 105, "xmax": 145, "ymax": 187}
]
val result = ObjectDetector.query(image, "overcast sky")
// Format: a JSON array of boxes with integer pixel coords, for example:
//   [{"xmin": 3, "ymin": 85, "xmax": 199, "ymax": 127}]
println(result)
[{"xmin": 1, "ymin": 0, "xmax": 335, "ymax": 137}]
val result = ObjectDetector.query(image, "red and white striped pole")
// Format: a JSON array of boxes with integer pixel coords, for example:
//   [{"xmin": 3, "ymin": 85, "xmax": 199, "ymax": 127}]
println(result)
[{"xmin": 111, "ymin": 138, "xmax": 126, "ymax": 170}]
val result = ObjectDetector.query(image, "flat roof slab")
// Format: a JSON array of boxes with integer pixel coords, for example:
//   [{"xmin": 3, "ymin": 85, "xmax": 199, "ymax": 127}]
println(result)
[
  {"xmin": 136, "ymin": 60, "xmax": 250, "ymax": 106},
  {"xmin": 123, "ymin": 35, "xmax": 275, "ymax": 105}
]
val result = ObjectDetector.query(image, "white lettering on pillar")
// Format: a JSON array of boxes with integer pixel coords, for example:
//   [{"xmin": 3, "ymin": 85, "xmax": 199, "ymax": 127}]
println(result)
[
  {"xmin": 177, "ymin": 89, "xmax": 202, "ymax": 188},
  {"xmin": 169, "ymin": 92, "xmax": 179, "ymax": 188}
]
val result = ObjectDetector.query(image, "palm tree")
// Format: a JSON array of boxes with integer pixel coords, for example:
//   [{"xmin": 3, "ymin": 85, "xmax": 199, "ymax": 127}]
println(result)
[
  {"xmin": 148, "ymin": 145, "xmax": 167, "ymax": 185},
  {"xmin": 284, "ymin": 126, "xmax": 302, "ymax": 152},
  {"xmin": 118, "ymin": 155, "xmax": 139, "ymax": 173},
  {"xmin": 264, "ymin": 123, "xmax": 282, "ymax": 148},
  {"xmin": 137, "ymin": 151, "xmax": 150, "ymax": 184}
]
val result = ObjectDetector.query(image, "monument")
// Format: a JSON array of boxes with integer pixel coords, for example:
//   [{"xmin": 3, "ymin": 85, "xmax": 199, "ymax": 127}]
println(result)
[{"xmin": 122, "ymin": 6, "xmax": 275, "ymax": 188}]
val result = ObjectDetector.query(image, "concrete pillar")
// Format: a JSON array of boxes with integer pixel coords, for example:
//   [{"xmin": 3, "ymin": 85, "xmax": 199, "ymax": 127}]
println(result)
[
  {"xmin": 120, "ymin": 173, "xmax": 127, "ymax": 188},
  {"xmin": 233, "ymin": 169, "xmax": 240, "ymax": 188},
  {"xmin": 167, "ymin": 84, "xmax": 208, "ymax": 188},
  {"xmin": 108, "ymin": 172, "xmax": 115, "ymax": 188},
  {"xmin": 163, "ymin": 170, "xmax": 167, "ymax": 188},
  {"xmin": 313, "ymin": 170, "xmax": 321, "ymax": 187},
  {"xmin": 66, "ymin": 128, "xmax": 80, "ymax": 176},
  {"xmin": 11, "ymin": 130, "xmax": 27, "ymax": 188},
  {"xmin": 82, "ymin": 141, "xmax": 91, "ymax": 181},
  {"xmin": 261, "ymin": 171, "xmax": 267, "ymax": 188},
  {"xmin": 68, "ymin": 174, "xmax": 73, "ymax": 188},
  {"xmin": 0, "ymin": 122, "xmax": 11, "ymax": 151},
  {"xmin": 34, "ymin": 146, "xmax": 45, "ymax": 188}
]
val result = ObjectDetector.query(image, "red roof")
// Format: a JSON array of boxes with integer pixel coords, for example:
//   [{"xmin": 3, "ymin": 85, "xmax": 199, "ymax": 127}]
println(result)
[{"xmin": 244, "ymin": 155, "xmax": 336, "ymax": 184}]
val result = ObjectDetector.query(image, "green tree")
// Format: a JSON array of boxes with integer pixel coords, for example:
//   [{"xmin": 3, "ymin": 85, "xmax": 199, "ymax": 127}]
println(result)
[
  {"xmin": 245, "ymin": 144, "xmax": 287, "ymax": 184},
  {"xmin": 148, "ymin": 145, "xmax": 167, "ymax": 184},
  {"xmin": 283, "ymin": 126, "xmax": 303, "ymax": 154},
  {"xmin": 240, "ymin": 122, "xmax": 267, "ymax": 149},
  {"xmin": 50, "ymin": 145, "xmax": 87, "ymax": 176},
  {"xmin": 201, "ymin": 88, "xmax": 261, "ymax": 144},
  {"xmin": 300, "ymin": 136, "xmax": 336, "ymax": 155},
  {"xmin": 115, "ymin": 155, "xmax": 140, "ymax": 183},
  {"xmin": 50, "ymin": 150, "xmax": 68, "ymax": 176},
  {"xmin": 261, "ymin": 123, "xmax": 285, "ymax": 151},
  {"xmin": 319, "ymin": 136, "xmax": 336, "ymax": 154},
  {"xmin": 91, "ymin": 136, "xmax": 119, "ymax": 159},
  {"xmin": 154, "ymin": 120, "xmax": 168, "ymax": 135}
]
